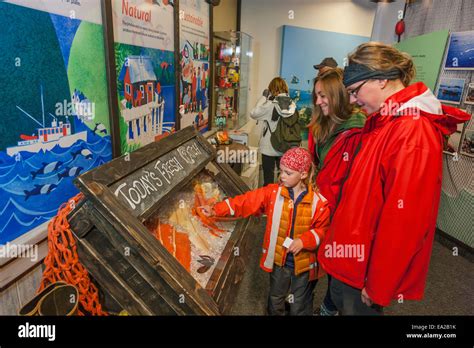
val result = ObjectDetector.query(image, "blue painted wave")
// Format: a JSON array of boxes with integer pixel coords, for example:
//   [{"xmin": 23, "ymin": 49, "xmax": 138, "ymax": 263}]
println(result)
[
  {"xmin": 161, "ymin": 85, "xmax": 176, "ymax": 126},
  {"xmin": 0, "ymin": 132, "xmax": 111, "ymax": 244}
]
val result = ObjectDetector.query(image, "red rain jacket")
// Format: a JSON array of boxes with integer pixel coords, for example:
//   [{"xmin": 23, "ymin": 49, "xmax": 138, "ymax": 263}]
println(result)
[
  {"xmin": 317, "ymin": 82, "xmax": 470, "ymax": 306},
  {"xmin": 309, "ymin": 127, "xmax": 363, "ymax": 213}
]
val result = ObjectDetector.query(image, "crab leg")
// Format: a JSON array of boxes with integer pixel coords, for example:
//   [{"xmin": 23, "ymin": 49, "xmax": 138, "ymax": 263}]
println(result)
[{"xmin": 195, "ymin": 207, "xmax": 225, "ymax": 232}]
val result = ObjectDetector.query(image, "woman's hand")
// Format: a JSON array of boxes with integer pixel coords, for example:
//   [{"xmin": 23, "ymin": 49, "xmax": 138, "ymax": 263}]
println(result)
[
  {"xmin": 198, "ymin": 205, "xmax": 214, "ymax": 217},
  {"xmin": 361, "ymin": 287, "xmax": 373, "ymax": 306},
  {"xmin": 288, "ymin": 238, "xmax": 304, "ymax": 255}
]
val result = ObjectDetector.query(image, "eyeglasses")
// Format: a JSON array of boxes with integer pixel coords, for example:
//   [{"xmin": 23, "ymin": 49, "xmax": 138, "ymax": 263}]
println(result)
[{"xmin": 347, "ymin": 79, "xmax": 370, "ymax": 98}]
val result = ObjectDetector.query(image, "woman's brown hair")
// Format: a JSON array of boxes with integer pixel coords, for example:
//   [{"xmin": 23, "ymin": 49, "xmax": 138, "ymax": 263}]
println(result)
[
  {"xmin": 308, "ymin": 68, "xmax": 355, "ymax": 145},
  {"xmin": 348, "ymin": 42, "xmax": 416, "ymax": 87},
  {"xmin": 268, "ymin": 77, "xmax": 289, "ymax": 96}
]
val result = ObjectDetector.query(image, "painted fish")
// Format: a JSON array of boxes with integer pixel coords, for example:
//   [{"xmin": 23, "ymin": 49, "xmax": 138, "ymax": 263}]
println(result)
[
  {"xmin": 58, "ymin": 166, "xmax": 83, "ymax": 180},
  {"xmin": 197, "ymin": 255, "xmax": 215, "ymax": 274},
  {"xmin": 92, "ymin": 123, "xmax": 107, "ymax": 135},
  {"xmin": 30, "ymin": 161, "xmax": 63, "ymax": 179},
  {"xmin": 71, "ymin": 148, "xmax": 93, "ymax": 160},
  {"xmin": 24, "ymin": 184, "xmax": 58, "ymax": 201}
]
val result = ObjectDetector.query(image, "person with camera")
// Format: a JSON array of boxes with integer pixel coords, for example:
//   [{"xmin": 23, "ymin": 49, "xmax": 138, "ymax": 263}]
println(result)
[{"xmin": 250, "ymin": 77, "xmax": 298, "ymax": 186}]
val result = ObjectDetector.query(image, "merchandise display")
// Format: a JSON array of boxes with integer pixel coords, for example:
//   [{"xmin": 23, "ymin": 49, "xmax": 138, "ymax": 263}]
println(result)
[{"xmin": 213, "ymin": 31, "xmax": 252, "ymax": 130}]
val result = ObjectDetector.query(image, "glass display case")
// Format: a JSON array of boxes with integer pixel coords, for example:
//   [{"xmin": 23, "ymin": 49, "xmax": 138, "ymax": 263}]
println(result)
[{"xmin": 212, "ymin": 31, "xmax": 252, "ymax": 130}]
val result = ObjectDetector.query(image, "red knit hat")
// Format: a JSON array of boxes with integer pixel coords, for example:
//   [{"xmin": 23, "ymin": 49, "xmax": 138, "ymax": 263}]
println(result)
[{"xmin": 280, "ymin": 147, "xmax": 312, "ymax": 173}]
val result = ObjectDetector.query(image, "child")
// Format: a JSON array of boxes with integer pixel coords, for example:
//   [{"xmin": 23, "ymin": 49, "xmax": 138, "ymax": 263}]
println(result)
[{"xmin": 200, "ymin": 148, "xmax": 330, "ymax": 315}]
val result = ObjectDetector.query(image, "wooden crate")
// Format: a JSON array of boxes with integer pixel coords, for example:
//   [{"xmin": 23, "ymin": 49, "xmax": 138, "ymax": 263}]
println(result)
[{"xmin": 68, "ymin": 126, "xmax": 257, "ymax": 315}]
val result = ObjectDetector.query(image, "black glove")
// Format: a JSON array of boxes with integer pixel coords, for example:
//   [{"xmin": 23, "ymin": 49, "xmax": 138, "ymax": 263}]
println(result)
[{"xmin": 262, "ymin": 89, "xmax": 270, "ymax": 98}]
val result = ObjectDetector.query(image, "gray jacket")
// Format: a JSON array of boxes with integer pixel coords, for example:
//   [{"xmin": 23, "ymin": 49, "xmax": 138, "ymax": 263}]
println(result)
[{"xmin": 250, "ymin": 93, "xmax": 296, "ymax": 157}]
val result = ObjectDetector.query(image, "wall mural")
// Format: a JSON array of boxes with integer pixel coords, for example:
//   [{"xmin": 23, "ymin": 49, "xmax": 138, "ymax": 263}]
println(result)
[
  {"xmin": 179, "ymin": 0, "xmax": 211, "ymax": 133},
  {"xmin": 280, "ymin": 25, "xmax": 368, "ymax": 138},
  {"xmin": 0, "ymin": 0, "xmax": 112, "ymax": 244},
  {"xmin": 112, "ymin": 0, "xmax": 176, "ymax": 154}
]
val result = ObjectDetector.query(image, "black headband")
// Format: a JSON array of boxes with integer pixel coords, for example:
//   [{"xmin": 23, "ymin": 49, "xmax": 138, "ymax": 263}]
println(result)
[{"xmin": 343, "ymin": 63, "xmax": 401, "ymax": 87}]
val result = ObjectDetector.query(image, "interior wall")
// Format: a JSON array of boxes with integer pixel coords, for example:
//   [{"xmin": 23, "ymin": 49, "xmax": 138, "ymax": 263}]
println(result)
[
  {"xmin": 240, "ymin": 0, "xmax": 377, "ymax": 122},
  {"xmin": 370, "ymin": 0, "xmax": 406, "ymax": 44},
  {"xmin": 213, "ymin": 0, "xmax": 238, "ymax": 32}
]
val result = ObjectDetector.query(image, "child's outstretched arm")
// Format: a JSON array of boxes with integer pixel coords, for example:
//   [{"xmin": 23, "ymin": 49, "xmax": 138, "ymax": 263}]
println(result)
[
  {"xmin": 200, "ymin": 186, "xmax": 271, "ymax": 219},
  {"xmin": 290, "ymin": 196, "xmax": 331, "ymax": 254}
]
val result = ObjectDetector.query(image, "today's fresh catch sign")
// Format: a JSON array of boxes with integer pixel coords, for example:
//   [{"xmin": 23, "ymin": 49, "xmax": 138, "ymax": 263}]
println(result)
[{"xmin": 110, "ymin": 138, "xmax": 209, "ymax": 216}]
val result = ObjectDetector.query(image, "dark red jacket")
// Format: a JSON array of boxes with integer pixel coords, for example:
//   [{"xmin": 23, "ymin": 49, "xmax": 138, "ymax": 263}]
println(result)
[
  {"xmin": 309, "ymin": 126, "xmax": 364, "ymax": 213},
  {"xmin": 317, "ymin": 82, "xmax": 470, "ymax": 306}
]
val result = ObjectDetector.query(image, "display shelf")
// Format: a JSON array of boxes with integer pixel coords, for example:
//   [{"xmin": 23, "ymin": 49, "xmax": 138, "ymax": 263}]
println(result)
[
  {"xmin": 215, "ymin": 60, "xmax": 240, "ymax": 66},
  {"xmin": 212, "ymin": 31, "xmax": 252, "ymax": 131}
]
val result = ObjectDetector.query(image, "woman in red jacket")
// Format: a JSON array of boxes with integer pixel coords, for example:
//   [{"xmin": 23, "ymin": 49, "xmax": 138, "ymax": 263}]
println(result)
[
  {"xmin": 307, "ymin": 68, "xmax": 366, "ymax": 316},
  {"xmin": 318, "ymin": 42, "xmax": 470, "ymax": 315},
  {"xmin": 308, "ymin": 68, "xmax": 366, "ymax": 213}
]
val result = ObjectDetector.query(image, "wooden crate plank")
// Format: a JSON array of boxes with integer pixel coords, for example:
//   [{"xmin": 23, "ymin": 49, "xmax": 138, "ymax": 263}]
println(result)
[
  {"xmin": 84, "ymin": 214, "xmax": 215, "ymax": 315},
  {"xmin": 205, "ymin": 219, "xmax": 245, "ymax": 292},
  {"xmin": 0, "ymin": 282, "xmax": 20, "ymax": 315},
  {"xmin": 76, "ymin": 234, "xmax": 152, "ymax": 315},
  {"xmin": 78, "ymin": 226, "xmax": 197, "ymax": 315},
  {"xmin": 67, "ymin": 200, "xmax": 94, "ymax": 238},
  {"xmin": 216, "ymin": 219, "xmax": 257, "ymax": 313},
  {"xmin": 16, "ymin": 264, "xmax": 43, "ymax": 308},
  {"xmin": 0, "ymin": 240, "xmax": 47, "ymax": 291},
  {"xmin": 212, "ymin": 218, "xmax": 257, "ymax": 311}
]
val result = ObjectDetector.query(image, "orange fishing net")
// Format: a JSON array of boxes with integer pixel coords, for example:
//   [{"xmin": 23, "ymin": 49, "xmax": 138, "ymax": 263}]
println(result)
[{"xmin": 39, "ymin": 193, "xmax": 107, "ymax": 316}]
